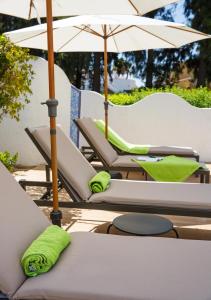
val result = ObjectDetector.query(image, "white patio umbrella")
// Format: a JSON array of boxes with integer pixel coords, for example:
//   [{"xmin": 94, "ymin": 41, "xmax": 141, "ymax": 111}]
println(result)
[
  {"xmin": 5, "ymin": 14, "xmax": 210, "ymax": 137},
  {"xmin": 0, "ymin": 0, "xmax": 178, "ymax": 226},
  {"xmin": 0, "ymin": 0, "xmax": 179, "ymax": 19}
]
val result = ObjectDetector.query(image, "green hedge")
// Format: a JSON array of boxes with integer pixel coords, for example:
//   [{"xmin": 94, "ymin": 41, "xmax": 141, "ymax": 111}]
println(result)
[{"xmin": 108, "ymin": 87, "xmax": 211, "ymax": 108}]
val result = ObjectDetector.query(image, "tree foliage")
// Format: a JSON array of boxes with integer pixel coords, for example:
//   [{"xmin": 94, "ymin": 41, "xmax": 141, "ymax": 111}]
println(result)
[
  {"xmin": 0, "ymin": 151, "xmax": 18, "ymax": 172},
  {"xmin": 184, "ymin": 0, "xmax": 211, "ymax": 86},
  {"xmin": 0, "ymin": 35, "xmax": 34, "ymax": 122}
]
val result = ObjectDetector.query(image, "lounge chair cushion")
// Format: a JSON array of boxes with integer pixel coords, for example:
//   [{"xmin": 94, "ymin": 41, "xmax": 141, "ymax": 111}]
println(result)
[
  {"xmin": 14, "ymin": 232, "xmax": 211, "ymax": 300},
  {"xmin": 148, "ymin": 146, "xmax": 197, "ymax": 156},
  {"xmin": 30, "ymin": 126, "xmax": 97, "ymax": 200},
  {"xmin": 90, "ymin": 179, "xmax": 211, "ymax": 210},
  {"xmin": 77, "ymin": 118, "xmax": 118, "ymax": 166},
  {"xmin": 112, "ymin": 155, "xmax": 140, "ymax": 168},
  {"xmin": 0, "ymin": 162, "xmax": 49, "ymax": 298}
]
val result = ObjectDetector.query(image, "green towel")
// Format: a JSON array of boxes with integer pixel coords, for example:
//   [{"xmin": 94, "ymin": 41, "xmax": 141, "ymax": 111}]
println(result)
[
  {"xmin": 89, "ymin": 171, "xmax": 111, "ymax": 193},
  {"xmin": 133, "ymin": 155, "xmax": 200, "ymax": 182},
  {"xmin": 21, "ymin": 225, "xmax": 71, "ymax": 277},
  {"xmin": 95, "ymin": 119, "xmax": 149, "ymax": 155}
]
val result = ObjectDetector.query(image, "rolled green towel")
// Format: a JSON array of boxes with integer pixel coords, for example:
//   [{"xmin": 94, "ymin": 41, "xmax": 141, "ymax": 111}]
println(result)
[
  {"xmin": 89, "ymin": 171, "xmax": 111, "ymax": 193},
  {"xmin": 21, "ymin": 225, "xmax": 71, "ymax": 277}
]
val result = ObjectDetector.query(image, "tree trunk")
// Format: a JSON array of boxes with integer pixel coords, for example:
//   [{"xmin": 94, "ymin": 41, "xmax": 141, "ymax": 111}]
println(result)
[
  {"xmin": 75, "ymin": 68, "xmax": 82, "ymax": 89},
  {"xmin": 146, "ymin": 49, "xmax": 154, "ymax": 88},
  {"xmin": 93, "ymin": 53, "xmax": 101, "ymax": 93},
  {"xmin": 197, "ymin": 53, "xmax": 206, "ymax": 87}
]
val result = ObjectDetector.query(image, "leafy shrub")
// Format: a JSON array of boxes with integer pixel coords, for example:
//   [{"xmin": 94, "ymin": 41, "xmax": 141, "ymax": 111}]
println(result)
[
  {"xmin": 108, "ymin": 87, "xmax": 211, "ymax": 108},
  {"xmin": 0, "ymin": 151, "xmax": 18, "ymax": 172},
  {"xmin": 0, "ymin": 35, "xmax": 34, "ymax": 122}
]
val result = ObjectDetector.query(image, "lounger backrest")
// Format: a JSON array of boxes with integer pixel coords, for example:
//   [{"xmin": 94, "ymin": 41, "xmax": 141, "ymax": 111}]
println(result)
[
  {"xmin": 29, "ymin": 126, "xmax": 97, "ymax": 200},
  {"xmin": 0, "ymin": 162, "xmax": 49, "ymax": 298},
  {"xmin": 76, "ymin": 118, "xmax": 118, "ymax": 166}
]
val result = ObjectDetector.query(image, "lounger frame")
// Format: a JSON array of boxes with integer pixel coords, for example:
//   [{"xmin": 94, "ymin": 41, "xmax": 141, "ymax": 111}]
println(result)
[{"xmin": 23, "ymin": 127, "xmax": 211, "ymax": 218}]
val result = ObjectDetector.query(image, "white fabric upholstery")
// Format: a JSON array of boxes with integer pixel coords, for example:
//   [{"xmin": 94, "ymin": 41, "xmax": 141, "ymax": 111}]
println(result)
[
  {"xmin": 148, "ymin": 145, "xmax": 196, "ymax": 156},
  {"xmin": 29, "ymin": 126, "xmax": 97, "ymax": 200},
  {"xmin": 14, "ymin": 232, "xmax": 211, "ymax": 300},
  {"xmin": 29, "ymin": 125, "xmax": 210, "ymax": 211},
  {"xmin": 112, "ymin": 155, "xmax": 140, "ymax": 168},
  {"xmin": 0, "ymin": 162, "xmax": 49, "ymax": 298},
  {"xmin": 1, "ymin": 152, "xmax": 211, "ymax": 300},
  {"xmin": 90, "ymin": 179, "xmax": 211, "ymax": 209},
  {"xmin": 77, "ymin": 119, "xmax": 198, "ymax": 171},
  {"xmin": 77, "ymin": 118, "xmax": 118, "ymax": 166}
]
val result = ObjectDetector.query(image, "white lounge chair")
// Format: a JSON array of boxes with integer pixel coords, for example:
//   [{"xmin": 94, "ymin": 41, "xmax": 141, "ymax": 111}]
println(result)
[
  {"xmin": 25, "ymin": 126, "xmax": 211, "ymax": 218},
  {"xmin": 74, "ymin": 118, "xmax": 209, "ymax": 182},
  {"xmin": 1, "ymin": 160, "xmax": 211, "ymax": 300}
]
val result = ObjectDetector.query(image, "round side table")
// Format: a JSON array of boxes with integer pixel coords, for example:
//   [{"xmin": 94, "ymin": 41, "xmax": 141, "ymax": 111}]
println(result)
[{"xmin": 107, "ymin": 213, "xmax": 179, "ymax": 238}]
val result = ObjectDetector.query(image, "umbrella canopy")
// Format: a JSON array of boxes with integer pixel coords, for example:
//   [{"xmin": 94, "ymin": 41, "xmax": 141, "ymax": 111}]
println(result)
[
  {"xmin": 6, "ymin": 14, "xmax": 210, "ymax": 52},
  {"xmin": 0, "ymin": 0, "xmax": 178, "ymax": 19},
  {"xmin": 6, "ymin": 14, "xmax": 210, "ymax": 137}
]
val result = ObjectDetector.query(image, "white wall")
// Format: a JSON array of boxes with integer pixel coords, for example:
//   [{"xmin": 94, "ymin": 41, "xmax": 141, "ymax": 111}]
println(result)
[
  {"xmin": 80, "ymin": 91, "xmax": 211, "ymax": 162},
  {"xmin": 1, "ymin": 56, "xmax": 211, "ymax": 165},
  {"xmin": 0, "ymin": 57, "xmax": 71, "ymax": 166}
]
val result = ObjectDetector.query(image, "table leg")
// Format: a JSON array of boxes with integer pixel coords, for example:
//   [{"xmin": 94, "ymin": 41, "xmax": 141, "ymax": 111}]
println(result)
[
  {"xmin": 205, "ymin": 172, "xmax": 210, "ymax": 184},
  {"xmin": 107, "ymin": 223, "xmax": 113, "ymax": 234},
  {"xmin": 172, "ymin": 228, "xmax": 179, "ymax": 238},
  {"xmin": 200, "ymin": 173, "xmax": 204, "ymax": 183}
]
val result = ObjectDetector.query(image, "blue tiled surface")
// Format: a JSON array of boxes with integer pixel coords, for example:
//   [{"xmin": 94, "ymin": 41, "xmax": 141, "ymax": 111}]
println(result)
[{"xmin": 70, "ymin": 85, "xmax": 81, "ymax": 146}]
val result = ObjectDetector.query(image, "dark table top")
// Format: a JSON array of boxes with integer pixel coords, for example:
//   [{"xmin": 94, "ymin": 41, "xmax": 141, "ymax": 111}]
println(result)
[{"xmin": 112, "ymin": 213, "xmax": 174, "ymax": 236}]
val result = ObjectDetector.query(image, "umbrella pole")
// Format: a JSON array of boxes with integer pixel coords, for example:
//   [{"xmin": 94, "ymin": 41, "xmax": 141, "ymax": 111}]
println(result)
[
  {"xmin": 45, "ymin": 0, "xmax": 62, "ymax": 226},
  {"xmin": 104, "ymin": 25, "xmax": 108, "ymax": 139}
]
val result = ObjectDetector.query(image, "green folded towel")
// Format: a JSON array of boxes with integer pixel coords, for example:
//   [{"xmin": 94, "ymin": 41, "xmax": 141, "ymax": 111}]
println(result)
[
  {"xmin": 133, "ymin": 155, "xmax": 200, "ymax": 182},
  {"xmin": 89, "ymin": 171, "xmax": 111, "ymax": 193},
  {"xmin": 21, "ymin": 225, "xmax": 71, "ymax": 277},
  {"xmin": 95, "ymin": 119, "xmax": 149, "ymax": 155}
]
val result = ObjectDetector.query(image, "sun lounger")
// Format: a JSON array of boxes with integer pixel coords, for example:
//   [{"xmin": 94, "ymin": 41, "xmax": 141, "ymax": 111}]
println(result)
[
  {"xmin": 75, "ymin": 118, "xmax": 207, "ymax": 182},
  {"xmin": 25, "ymin": 125, "xmax": 211, "ymax": 218},
  {"xmin": 94, "ymin": 119, "xmax": 199, "ymax": 159},
  {"xmin": 1, "ymin": 160, "xmax": 211, "ymax": 300}
]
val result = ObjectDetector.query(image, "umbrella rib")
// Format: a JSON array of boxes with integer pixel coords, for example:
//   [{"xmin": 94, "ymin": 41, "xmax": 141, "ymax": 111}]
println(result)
[
  {"xmin": 101, "ymin": 25, "xmax": 105, "ymax": 35},
  {"xmin": 28, "ymin": 0, "xmax": 41, "ymax": 23},
  {"xmin": 128, "ymin": 0, "xmax": 141, "ymax": 15},
  {"xmin": 108, "ymin": 25, "xmax": 134, "ymax": 38},
  {"xmin": 108, "ymin": 25, "xmax": 121, "ymax": 37},
  {"xmin": 110, "ymin": 29, "xmax": 120, "ymax": 52},
  {"xmin": 12, "ymin": 30, "xmax": 49, "ymax": 44},
  {"xmin": 135, "ymin": 25, "xmax": 177, "ymax": 47},
  {"xmin": 74, "ymin": 25, "xmax": 103, "ymax": 38},
  {"xmin": 57, "ymin": 26, "xmax": 92, "ymax": 51},
  {"xmin": 57, "ymin": 25, "xmax": 103, "ymax": 52},
  {"xmin": 28, "ymin": 0, "xmax": 33, "ymax": 19},
  {"xmin": 167, "ymin": 25, "xmax": 209, "ymax": 37}
]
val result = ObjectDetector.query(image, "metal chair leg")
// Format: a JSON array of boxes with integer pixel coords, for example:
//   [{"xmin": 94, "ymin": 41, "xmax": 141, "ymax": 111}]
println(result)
[
  {"xmin": 173, "ymin": 228, "xmax": 179, "ymax": 238},
  {"xmin": 107, "ymin": 223, "xmax": 113, "ymax": 234}
]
